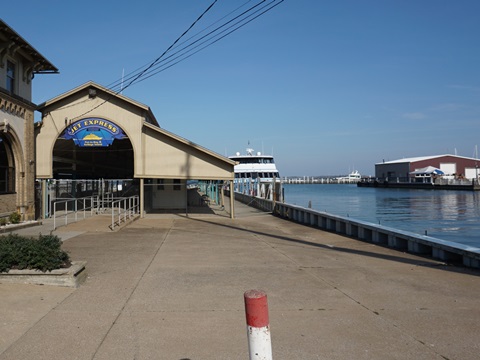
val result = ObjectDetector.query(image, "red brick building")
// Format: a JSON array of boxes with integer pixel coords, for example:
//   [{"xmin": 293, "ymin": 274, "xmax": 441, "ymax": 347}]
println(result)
[{"xmin": 375, "ymin": 155, "xmax": 479, "ymax": 181}]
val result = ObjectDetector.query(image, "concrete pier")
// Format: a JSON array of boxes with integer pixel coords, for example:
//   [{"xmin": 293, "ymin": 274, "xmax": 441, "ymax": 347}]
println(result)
[{"xmin": 1, "ymin": 200, "xmax": 479, "ymax": 359}]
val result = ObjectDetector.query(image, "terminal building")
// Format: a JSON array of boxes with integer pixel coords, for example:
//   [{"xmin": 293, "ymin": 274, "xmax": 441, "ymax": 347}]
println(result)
[
  {"xmin": 1, "ymin": 19, "xmax": 235, "ymax": 222},
  {"xmin": 35, "ymin": 82, "xmax": 236, "ymax": 218}
]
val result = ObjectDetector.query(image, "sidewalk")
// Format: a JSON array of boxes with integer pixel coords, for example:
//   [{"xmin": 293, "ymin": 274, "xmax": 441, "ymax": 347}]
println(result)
[{"xmin": 1, "ymin": 200, "xmax": 479, "ymax": 359}]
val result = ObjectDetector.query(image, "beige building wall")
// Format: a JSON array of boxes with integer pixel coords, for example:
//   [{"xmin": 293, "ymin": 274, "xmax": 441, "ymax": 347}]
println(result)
[
  {"xmin": 35, "ymin": 81, "xmax": 234, "ymax": 217},
  {"xmin": 1, "ymin": 94, "xmax": 37, "ymax": 219},
  {"xmin": 36, "ymin": 82, "xmax": 234, "ymax": 182},
  {"xmin": 36, "ymin": 84, "xmax": 148, "ymax": 178},
  {"xmin": 141, "ymin": 123, "xmax": 234, "ymax": 180},
  {"xmin": 0, "ymin": 19, "xmax": 57, "ymax": 220}
]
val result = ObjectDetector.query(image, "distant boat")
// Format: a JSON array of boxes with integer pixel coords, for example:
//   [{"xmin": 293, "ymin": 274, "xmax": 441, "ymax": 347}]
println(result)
[{"xmin": 337, "ymin": 170, "xmax": 361, "ymax": 183}]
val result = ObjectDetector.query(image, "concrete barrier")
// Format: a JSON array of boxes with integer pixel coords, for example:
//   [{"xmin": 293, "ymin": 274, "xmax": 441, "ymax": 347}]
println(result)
[
  {"xmin": 230, "ymin": 192, "xmax": 480, "ymax": 270},
  {"xmin": 0, "ymin": 261, "xmax": 87, "ymax": 287},
  {"xmin": 231, "ymin": 192, "xmax": 274, "ymax": 212}
]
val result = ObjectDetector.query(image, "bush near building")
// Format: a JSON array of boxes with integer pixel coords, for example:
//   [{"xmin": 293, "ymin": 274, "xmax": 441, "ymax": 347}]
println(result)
[
  {"xmin": 0, "ymin": 234, "xmax": 70, "ymax": 272},
  {"xmin": 8, "ymin": 212, "xmax": 21, "ymax": 224}
]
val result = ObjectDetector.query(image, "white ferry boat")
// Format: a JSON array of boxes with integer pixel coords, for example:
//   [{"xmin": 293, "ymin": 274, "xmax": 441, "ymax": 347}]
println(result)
[
  {"xmin": 337, "ymin": 170, "xmax": 361, "ymax": 183},
  {"xmin": 229, "ymin": 148, "xmax": 282, "ymax": 201}
]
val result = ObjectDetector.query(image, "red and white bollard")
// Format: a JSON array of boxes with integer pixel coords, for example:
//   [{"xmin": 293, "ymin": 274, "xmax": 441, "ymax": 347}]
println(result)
[{"xmin": 244, "ymin": 290, "xmax": 272, "ymax": 360}]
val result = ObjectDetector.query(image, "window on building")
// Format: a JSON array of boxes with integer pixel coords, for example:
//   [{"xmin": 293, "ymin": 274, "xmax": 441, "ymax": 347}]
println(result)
[
  {"xmin": 173, "ymin": 179, "xmax": 181, "ymax": 191},
  {"xmin": 156, "ymin": 179, "xmax": 164, "ymax": 190},
  {"xmin": 6, "ymin": 60, "xmax": 16, "ymax": 93}
]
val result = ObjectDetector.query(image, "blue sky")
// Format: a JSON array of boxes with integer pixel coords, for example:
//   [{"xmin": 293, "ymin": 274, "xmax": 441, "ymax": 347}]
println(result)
[{"xmin": 4, "ymin": 0, "xmax": 480, "ymax": 176}]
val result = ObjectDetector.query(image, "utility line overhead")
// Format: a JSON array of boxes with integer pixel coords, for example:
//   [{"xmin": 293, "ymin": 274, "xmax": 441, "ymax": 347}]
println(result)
[
  {"xmin": 132, "ymin": 0, "xmax": 285, "ymax": 86},
  {"xmin": 69, "ymin": 0, "xmax": 218, "ymax": 121},
  {"xmin": 118, "ymin": 0, "xmax": 219, "ymax": 94},
  {"xmin": 109, "ymin": 0, "xmax": 284, "ymax": 91},
  {"xmin": 68, "ymin": 0, "xmax": 284, "ymax": 121},
  {"xmin": 106, "ymin": 0, "xmax": 257, "ymax": 91}
]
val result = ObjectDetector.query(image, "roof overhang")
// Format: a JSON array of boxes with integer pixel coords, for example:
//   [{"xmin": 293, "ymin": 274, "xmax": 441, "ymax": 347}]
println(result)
[{"xmin": 0, "ymin": 18, "xmax": 58, "ymax": 74}]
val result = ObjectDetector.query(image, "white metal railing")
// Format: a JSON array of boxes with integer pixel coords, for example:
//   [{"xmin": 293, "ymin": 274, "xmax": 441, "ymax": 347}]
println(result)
[
  {"xmin": 53, "ymin": 196, "xmax": 98, "ymax": 230},
  {"xmin": 110, "ymin": 195, "xmax": 140, "ymax": 230},
  {"xmin": 434, "ymin": 178, "xmax": 476, "ymax": 186},
  {"xmin": 94, "ymin": 192, "xmax": 115, "ymax": 213}
]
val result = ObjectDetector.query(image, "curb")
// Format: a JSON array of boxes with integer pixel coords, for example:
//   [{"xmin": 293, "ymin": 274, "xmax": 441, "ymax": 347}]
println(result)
[
  {"xmin": 0, "ymin": 221, "xmax": 43, "ymax": 234},
  {"xmin": 0, "ymin": 261, "xmax": 87, "ymax": 288}
]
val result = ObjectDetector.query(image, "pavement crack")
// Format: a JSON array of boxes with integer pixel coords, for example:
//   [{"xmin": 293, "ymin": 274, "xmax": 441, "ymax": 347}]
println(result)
[{"xmin": 91, "ymin": 227, "xmax": 171, "ymax": 360}]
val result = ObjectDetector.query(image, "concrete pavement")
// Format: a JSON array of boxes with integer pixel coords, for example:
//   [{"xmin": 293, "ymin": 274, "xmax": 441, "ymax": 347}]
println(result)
[{"xmin": 1, "ymin": 200, "xmax": 479, "ymax": 359}]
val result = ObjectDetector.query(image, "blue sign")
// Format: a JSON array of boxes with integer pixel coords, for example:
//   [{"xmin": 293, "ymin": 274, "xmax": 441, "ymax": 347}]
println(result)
[{"xmin": 62, "ymin": 118, "xmax": 126, "ymax": 147}]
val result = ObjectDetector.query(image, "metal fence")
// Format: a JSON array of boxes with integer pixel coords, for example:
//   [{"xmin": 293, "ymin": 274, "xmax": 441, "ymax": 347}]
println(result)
[
  {"xmin": 53, "ymin": 196, "xmax": 98, "ymax": 230},
  {"xmin": 110, "ymin": 196, "xmax": 140, "ymax": 230},
  {"xmin": 52, "ymin": 194, "xmax": 140, "ymax": 231}
]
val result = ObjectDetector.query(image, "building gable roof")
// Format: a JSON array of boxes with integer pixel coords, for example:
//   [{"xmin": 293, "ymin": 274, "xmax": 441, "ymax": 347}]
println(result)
[
  {"xmin": 0, "ymin": 18, "xmax": 58, "ymax": 74},
  {"xmin": 143, "ymin": 121, "xmax": 236, "ymax": 168},
  {"xmin": 376, "ymin": 154, "xmax": 479, "ymax": 165},
  {"xmin": 37, "ymin": 81, "xmax": 160, "ymax": 127}
]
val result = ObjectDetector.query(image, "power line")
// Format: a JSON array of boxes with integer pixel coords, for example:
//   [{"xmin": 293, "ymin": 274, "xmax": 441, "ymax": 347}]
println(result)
[
  {"xmin": 109, "ymin": 0, "xmax": 282, "ymax": 93},
  {"xmin": 119, "ymin": 0, "xmax": 219, "ymax": 94},
  {"xmin": 69, "ymin": 0, "xmax": 284, "ymax": 121},
  {"xmin": 69, "ymin": 0, "xmax": 218, "ymax": 121},
  {"xmin": 106, "ymin": 0, "xmax": 258, "ymax": 91},
  {"xmin": 132, "ymin": 0, "xmax": 285, "ymax": 86}
]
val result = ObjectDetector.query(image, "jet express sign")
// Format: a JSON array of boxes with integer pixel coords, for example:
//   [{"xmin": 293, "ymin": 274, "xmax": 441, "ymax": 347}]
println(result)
[{"xmin": 62, "ymin": 118, "xmax": 126, "ymax": 147}]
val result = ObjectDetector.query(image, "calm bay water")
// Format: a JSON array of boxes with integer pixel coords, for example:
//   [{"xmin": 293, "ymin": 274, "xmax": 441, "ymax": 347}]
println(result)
[{"xmin": 283, "ymin": 184, "xmax": 480, "ymax": 248}]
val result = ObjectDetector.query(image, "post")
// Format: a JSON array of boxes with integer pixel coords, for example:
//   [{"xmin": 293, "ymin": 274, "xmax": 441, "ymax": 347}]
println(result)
[
  {"xmin": 41, "ymin": 179, "xmax": 47, "ymax": 219},
  {"xmin": 140, "ymin": 178, "xmax": 145, "ymax": 218},
  {"xmin": 230, "ymin": 180, "xmax": 234, "ymax": 219},
  {"xmin": 244, "ymin": 290, "xmax": 272, "ymax": 360}
]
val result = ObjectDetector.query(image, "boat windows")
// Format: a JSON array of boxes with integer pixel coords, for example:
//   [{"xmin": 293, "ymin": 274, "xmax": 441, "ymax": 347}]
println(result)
[{"xmin": 231, "ymin": 157, "xmax": 274, "ymax": 164}]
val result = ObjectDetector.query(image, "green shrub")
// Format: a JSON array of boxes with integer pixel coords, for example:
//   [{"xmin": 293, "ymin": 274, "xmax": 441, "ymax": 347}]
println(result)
[
  {"xmin": 9, "ymin": 212, "xmax": 21, "ymax": 224},
  {"xmin": 0, "ymin": 234, "xmax": 70, "ymax": 272},
  {"xmin": 0, "ymin": 217, "xmax": 7, "ymax": 226}
]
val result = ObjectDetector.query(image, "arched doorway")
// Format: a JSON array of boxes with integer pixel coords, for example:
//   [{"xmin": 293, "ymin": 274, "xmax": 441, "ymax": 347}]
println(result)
[
  {"xmin": 0, "ymin": 133, "xmax": 15, "ymax": 194},
  {"xmin": 52, "ymin": 117, "xmax": 134, "ymax": 179},
  {"xmin": 47, "ymin": 117, "xmax": 137, "ymax": 205}
]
